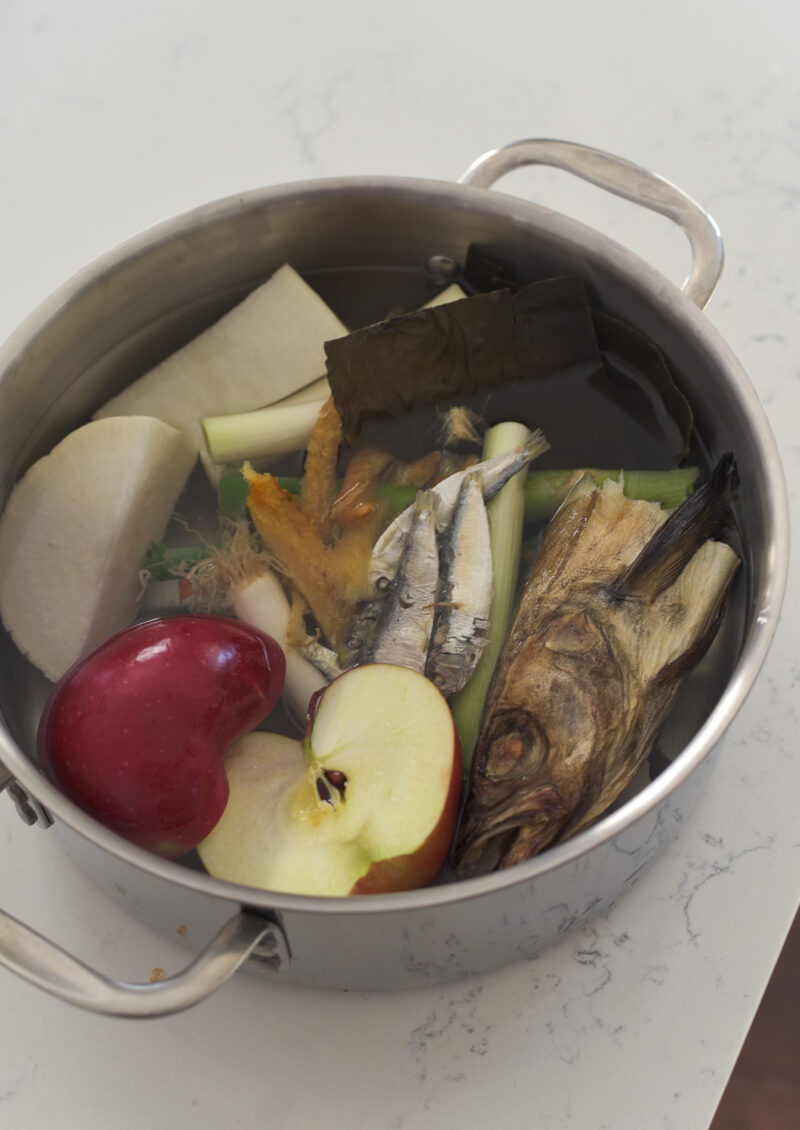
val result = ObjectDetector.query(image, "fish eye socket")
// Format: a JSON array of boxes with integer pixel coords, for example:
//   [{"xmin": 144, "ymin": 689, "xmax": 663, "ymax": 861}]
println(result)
[{"xmin": 481, "ymin": 712, "xmax": 546, "ymax": 779}]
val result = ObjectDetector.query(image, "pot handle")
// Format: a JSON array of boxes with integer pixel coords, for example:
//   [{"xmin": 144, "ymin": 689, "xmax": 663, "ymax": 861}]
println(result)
[
  {"xmin": 0, "ymin": 904, "xmax": 287, "ymax": 1017},
  {"xmin": 459, "ymin": 139, "xmax": 724, "ymax": 310}
]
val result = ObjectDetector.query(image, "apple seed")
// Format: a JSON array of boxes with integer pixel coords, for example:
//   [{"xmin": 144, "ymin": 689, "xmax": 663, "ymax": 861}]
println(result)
[
  {"xmin": 323, "ymin": 768, "xmax": 347, "ymax": 794},
  {"xmin": 315, "ymin": 776, "xmax": 334, "ymax": 806}
]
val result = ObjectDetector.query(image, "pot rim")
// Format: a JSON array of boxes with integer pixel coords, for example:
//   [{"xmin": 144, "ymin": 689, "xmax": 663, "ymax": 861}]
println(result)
[{"xmin": 0, "ymin": 173, "xmax": 790, "ymax": 914}]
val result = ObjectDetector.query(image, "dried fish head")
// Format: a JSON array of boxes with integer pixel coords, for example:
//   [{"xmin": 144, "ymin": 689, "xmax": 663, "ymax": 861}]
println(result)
[
  {"xmin": 456, "ymin": 600, "xmax": 631, "ymax": 872},
  {"xmin": 455, "ymin": 457, "xmax": 740, "ymax": 877}
]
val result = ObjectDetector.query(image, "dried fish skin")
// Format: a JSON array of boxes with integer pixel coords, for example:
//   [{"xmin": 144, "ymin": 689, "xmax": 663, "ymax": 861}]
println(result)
[
  {"xmin": 298, "ymin": 640, "xmax": 343, "ymax": 681},
  {"xmin": 342, "ymin": 477, "xmax": 494, "ymax": 682},
  {"xmin": 363, "ymin": 492, "xmax": 439, "ymax": 673},
  {"xmin": 339, "ymin": 595, "xmax": 384, "ymax": 668},
  {"xmin": 367, "ymin": 429, "xmax": 549, "ymax": 594},
  {"xmin": 426, "ymin": 474, "xmax": 493, "ymax": 697},
  {"xmin": 454, "ymin": 458, "xmax": 740, "ymax": 877}
]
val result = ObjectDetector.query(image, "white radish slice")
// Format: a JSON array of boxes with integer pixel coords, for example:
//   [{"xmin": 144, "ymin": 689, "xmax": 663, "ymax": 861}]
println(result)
[
  {"xmin": 94, "ymin": 264, "xmax": 347, "ymax": 480},
  {"xmin": 0, "ymin": 415, "xmax": 196, "ymax": 682}
]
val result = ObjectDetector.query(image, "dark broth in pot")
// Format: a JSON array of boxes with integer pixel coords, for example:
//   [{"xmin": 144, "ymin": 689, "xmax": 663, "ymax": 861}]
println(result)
[{"xmin": 0, "ymin": 259, "xmax": 747, "ymax": 875}]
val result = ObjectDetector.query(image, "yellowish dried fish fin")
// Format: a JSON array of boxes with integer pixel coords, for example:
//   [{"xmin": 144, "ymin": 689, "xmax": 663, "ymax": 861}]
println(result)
[
  {"xmin": 330, "ymin": 445, "xmax": 393, "ymax": 527},
  {"xmin": 300, "ymin": 396, "xmax": 343, "ymax": 540},
  {"xmin": 331, "ymin": 510, "xmax": 389, "ymax": 605},
  {"xmin": 286, "ymin": 586, "xmax": 314, "ymax": 649},
  {"xmin": 383, "ymin": 451, "xmax": 441, "ymax": 488},
  {"xmin": 244, "ymin": 466, "xmax": 354, "ymax": 649}
]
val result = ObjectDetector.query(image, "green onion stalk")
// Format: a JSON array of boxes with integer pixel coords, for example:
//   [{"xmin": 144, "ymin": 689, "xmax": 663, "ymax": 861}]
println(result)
[
  {"xmin": 148, "ymin": 464, "xmax": 698, "ymax": 586},
  {"xmin": 216, "ymin": 466, "xmax": 698, "ymax": 522},
  {"xmin": 450, "ymin": 422, "xmax": 530, "ymax": 769}
]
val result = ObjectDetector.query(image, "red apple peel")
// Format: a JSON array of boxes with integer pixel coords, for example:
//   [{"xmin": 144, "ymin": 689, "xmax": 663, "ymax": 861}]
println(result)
[{"xmin": 37, "ymin": 614, "xmax": 286, "ymax": 858}]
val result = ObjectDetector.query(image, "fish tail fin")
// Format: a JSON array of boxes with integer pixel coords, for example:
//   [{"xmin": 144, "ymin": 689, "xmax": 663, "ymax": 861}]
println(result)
[
  {"xmin": 522, "ymin": 428, "xmax": 550, "ymax": 462},
  {"xmin": 609, "ymin": 453, "xmax": 739, "ymax": 602}
]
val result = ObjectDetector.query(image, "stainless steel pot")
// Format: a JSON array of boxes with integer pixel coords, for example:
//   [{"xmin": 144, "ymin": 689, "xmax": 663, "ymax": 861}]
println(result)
[{"xmin": 0, "ymin": 140, "xmax": 789, "ymax": 1016}]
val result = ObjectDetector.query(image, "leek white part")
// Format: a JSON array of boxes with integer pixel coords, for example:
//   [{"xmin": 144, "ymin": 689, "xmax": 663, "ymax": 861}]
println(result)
[
  {"xmin": 450, "ymin": 422, "xmax": 532, "ymax": 767},
  {"xmin": 94, "ymin": 264, "xmax": 347, "ymax": 480},
  {"xmin": 229, "ymin": 570, "xmax": 327, "ymax": 726},
  {"xmin": 202, "ymin": 397, "xmax": 326, "ymax": 465},
  {"xmin": 0, "ymin": 415, "xmax": 196, "ymax": 682},
  {"xmin": 198, "ymin": 283, "xmax": 467, "ymax": 466},
  {"xmin": 422, "ymin": 283, "xmax": 468, "ymax": 308}
]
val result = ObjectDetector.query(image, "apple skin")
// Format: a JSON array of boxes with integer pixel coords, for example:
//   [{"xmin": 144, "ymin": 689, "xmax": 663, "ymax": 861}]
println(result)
[
  {"xmin": 199, "ymin": 664, "xmax": 462, "ymax": 896},
  {"xmin": 37, "ymin": 614, "xmax": 286, "ymax": 858}
]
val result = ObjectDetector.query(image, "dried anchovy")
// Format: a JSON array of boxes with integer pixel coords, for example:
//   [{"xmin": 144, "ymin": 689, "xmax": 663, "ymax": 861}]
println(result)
[{"xmin": 426, "ymin": 473, "xmax": 493, "ymax": 696}]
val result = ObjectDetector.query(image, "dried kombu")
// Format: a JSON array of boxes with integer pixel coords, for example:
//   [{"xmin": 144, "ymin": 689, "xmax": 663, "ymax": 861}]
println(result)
[{"xmin": 325, "ymin": 276, "xmax": 600, "ymax": 443}]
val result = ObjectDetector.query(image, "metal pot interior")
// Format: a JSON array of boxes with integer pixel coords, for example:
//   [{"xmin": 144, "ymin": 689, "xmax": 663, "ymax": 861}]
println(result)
[{"xmin": 0, "ymin": 176, "xmax": 786, "ymax": 905}]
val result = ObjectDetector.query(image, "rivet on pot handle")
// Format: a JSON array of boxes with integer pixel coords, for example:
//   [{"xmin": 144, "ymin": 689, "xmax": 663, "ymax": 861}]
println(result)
[
  {"xmin": 1, "ymin": 767, "xmax": 54, "ymax": 828},
  {"xmin": 0, "ymin": 906, "xmax": 289, "ymax": 1017},
  {"xmin": 459, "ymin": 139, "xmax": 724, "ymax": 310}
]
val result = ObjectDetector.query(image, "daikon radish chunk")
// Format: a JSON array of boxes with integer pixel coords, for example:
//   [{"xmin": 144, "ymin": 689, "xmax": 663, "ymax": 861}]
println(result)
[
  {"xmin": 94, "ymin": 264, "xmax": 347, "ymax": 479},
  {"xmin": 198, "ymin": 280, "xmax": 468, "ymax": 468},
  {"xmin": 0, "ymin": 415, "xmax": 196, "ymax": 681}
]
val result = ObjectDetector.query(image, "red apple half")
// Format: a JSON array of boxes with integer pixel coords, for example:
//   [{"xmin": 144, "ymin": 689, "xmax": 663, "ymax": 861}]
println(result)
[
  {"xmin": 198, "ymin": 664, "xmax": 462, "ymax": 896},
  {"xmin": 38, "ymin": 615, "xmax": 286, "ymax": 858}
]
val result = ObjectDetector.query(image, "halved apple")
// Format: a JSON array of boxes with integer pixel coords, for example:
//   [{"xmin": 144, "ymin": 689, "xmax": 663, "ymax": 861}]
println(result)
[{"xmin": 198, "ymin": 664, "xmax": 462, "ymax": 896}]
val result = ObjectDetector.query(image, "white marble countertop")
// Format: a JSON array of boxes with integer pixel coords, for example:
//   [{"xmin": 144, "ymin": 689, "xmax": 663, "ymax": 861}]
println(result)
[{"xmin": 0, "ymin": 2, "xmax": 797, "ymax": 1127}]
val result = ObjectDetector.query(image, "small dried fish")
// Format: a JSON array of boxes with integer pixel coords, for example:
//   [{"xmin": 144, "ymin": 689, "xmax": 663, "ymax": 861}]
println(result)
[
  {"xmin": 436, "ymin": 405, "xmax": 483, "ymax": 447},
  {"xmin": 298, "ymin": 640, "xmax": 343, "ymax": 681},
  {"xmin": 359, "ymin": 491, "xmax": 439, "ymax": 672},
  {"xmin": 368, "ymin": 429, "xmax": 549, "ymax": 593},
  {"xmin": 454, "ymin": 455, "xmax": 740, "ymax": 877},
  {"xmin": 339, "ymin": 594, "xmax": 384, "ymax": 667},
  {"xmin": 426, "ymin": 474, "xmax": 493, "ymax": 696}
]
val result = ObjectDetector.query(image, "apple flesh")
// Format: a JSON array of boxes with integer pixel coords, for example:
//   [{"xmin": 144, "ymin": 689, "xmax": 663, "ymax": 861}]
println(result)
[
  {"xmin": 37, "ymin": 615, "xmax": 286, "ymax": 858},
  {"xmin": 198, "ymin": 663, "xmax": 462, "ymax": 896}
]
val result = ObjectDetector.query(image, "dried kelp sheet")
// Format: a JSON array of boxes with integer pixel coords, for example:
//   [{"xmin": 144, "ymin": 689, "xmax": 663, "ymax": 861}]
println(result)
[{"xmin": 325, "ymin": 277, "xmax": 599, "ymax": 443}]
